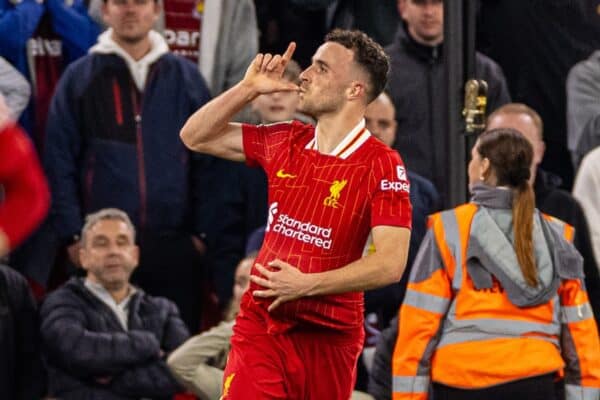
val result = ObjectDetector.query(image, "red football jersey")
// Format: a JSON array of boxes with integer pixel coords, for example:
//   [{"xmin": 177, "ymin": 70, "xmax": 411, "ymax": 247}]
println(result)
[{"xmin": 242, "ymin": 120, "xmax": 412, "ymax": 333}]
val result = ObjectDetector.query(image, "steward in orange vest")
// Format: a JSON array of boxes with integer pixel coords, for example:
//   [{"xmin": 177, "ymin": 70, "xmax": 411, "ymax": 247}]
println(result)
[{"xmin": 392, "ymin": 129, "xmax": 600, "ymax": 400}]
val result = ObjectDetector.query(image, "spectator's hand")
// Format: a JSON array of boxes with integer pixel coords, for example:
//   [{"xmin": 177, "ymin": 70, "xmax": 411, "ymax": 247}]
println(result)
[
  {"xmin": 67, "ymin": 241, "xmax": 82, "ymax": 266},
  {"xmin": 191, "ymin": 235, "xmax": 206, "ymax": 256},
  {"xmin": 0, "ymin": 94, "xmax": 10, "ymax": 131},
  {"xmin": 251, "ymin": 259, "xmax": 317, "ymax": 311},
  {"xmin": 242, "ymin": 42, "xmax": 299, "ymax": 95}
]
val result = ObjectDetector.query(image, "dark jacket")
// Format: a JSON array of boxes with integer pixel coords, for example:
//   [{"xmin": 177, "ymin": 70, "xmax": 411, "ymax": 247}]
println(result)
[
  {"xmin": 534, "ymin": 168, "xmax": 600, "ymax": 326},
  {"xmin": 0, "ymin": 265, "xmax": 46, "ymax": 400},
  {"xmin": 44, "ymin": 52, "xmax": 212, "ymax": 243},
  {"xmin": 40, "ymin": 277, "xmax": 190, "ymax": 399},
  {"xmin": 385, "ymin": 26, "xmax": 511, "ymax": 205}
]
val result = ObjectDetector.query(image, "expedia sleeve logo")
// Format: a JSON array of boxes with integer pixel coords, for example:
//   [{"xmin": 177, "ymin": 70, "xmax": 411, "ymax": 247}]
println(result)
[{"xmin": 380, "ymin": 165, "xmax": 410, "ymax": 193}]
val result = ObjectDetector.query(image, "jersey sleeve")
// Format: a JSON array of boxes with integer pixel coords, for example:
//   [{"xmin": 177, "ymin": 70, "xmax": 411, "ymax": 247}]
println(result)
[
  {"xmin": 241, "ymin": 122, "xmax": 295, "ymax": 172},
  {"xmin": 371, "ymin": 150, "xmax": 412, "ymax": 229}
]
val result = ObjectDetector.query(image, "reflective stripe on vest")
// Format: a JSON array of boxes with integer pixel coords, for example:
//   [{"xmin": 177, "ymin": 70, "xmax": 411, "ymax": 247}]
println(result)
[
  {"xmin": 440, "ymin": 209, "xmax": 463, "ymax": 291},
  {"xmin": 393, "ymin": 375, "xmax": 430, "ymax": 393},
  {"xmin": 562, "ymin": 302, "xmax": 594, "ymax": 324},
  {"xmin": 404, "ymin": 289, "xmax": 450, "ymax": 315},
  {"xmin": 438, "ymin": 314, "xmax": 561, "ymax": 348},
  {"xmin": 565, "ymin": 384, "xmax": 600, "ymax": 400}
]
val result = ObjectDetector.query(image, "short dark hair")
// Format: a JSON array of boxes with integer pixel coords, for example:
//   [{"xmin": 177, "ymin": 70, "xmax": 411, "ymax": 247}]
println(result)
[{"xmin": 324, "ymin": 29, "xmax": 390, "ymax": 103}]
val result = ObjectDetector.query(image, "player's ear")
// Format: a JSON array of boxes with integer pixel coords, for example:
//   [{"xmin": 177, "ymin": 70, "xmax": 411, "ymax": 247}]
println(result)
[{"xmin": 347, "ymin": 81, "xmax": 365, "ymax": 101}]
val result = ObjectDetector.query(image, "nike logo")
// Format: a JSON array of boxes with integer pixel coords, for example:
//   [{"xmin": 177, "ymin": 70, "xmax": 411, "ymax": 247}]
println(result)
[{"xmin": 276, "ymin": 169, "xmax": 296, "ymax": 179}]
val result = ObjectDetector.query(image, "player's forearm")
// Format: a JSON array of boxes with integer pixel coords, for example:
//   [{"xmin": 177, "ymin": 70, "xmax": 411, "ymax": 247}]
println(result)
[
  {"xmin": 307, "ymin": 251, "xmax": 408, "ymax": 296},
  {"xmin": 180, "ymin": 81, "xmax": 258, "ymax": 151}
]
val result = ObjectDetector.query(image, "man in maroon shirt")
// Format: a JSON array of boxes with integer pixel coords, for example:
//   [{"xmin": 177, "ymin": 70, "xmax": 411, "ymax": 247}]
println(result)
[{"xmin": 181, "ymin": 30, "xmax": 411, "ymax": 399}]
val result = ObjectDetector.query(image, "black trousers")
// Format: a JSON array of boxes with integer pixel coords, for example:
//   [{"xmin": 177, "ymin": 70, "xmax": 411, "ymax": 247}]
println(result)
[{"xmin": 433, "ymin": 373, "xmax": 562, "ymax": 400}]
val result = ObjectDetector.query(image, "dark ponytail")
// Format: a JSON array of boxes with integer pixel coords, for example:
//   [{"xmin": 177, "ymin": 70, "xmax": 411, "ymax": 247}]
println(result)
[{"xmin": 477, "ymin": 128, "xmax": 538, "ymax": 287}]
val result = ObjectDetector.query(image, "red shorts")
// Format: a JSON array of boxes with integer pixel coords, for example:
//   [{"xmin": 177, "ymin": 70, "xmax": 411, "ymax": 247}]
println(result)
[{"xmin": 221, "ymin": 306, "xmax": 364, "ymax": 400}]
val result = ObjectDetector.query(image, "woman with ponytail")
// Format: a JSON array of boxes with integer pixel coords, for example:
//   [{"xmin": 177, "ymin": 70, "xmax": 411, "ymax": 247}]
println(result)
[{"xmin": 391, "ymin": 128, "xmax": 600, "ymax": 400}]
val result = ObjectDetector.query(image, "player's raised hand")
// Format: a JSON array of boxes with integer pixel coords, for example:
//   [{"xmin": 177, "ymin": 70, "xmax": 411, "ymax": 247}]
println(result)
[{"xmin": 242, "ymin": 42, "xmax": 300, "ymax": 95}]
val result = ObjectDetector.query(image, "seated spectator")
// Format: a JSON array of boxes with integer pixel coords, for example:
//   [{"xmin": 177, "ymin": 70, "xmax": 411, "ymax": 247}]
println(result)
[
  {"xmin": 573, "ymin": 146, "xmax": 600, "ymax": 273},
  {"xmin": 40, "ymin": 208, "xmax": 189, "ymax": 400},
  {"xmin": 567, "ymin": 49, "xmax": 600, "ymax": 168},
  {"xmin": 0, "ymin": 264, "xmax": 46, "ymax": 399},
  {"xmin": 167, "ymin": 255, "xmax": 254, "ymax": 400}
]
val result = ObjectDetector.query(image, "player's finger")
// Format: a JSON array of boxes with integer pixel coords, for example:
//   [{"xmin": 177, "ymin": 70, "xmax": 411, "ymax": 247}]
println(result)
[
  {"xmin": 266, "ymin": 55, "xmax": 282, "ymax": 72},
  {"xmin": 282, "ymin": 42, "xmax": 296, "ymax": 64},
  {"xmin": 261, "ymin": 54, "xmax": 273, "ymax": 72},
  {"xmin": 268, "ymin": 298, "xmax": 283, "ymax": 312},
  {"xmin": 275, "ymin": 82, "xmax": 300, "ymax": 92},
  {"xmin": 267, "ymin": 259, "xmax": 288, "ymax": 269},
  {"xmin": 255, "ymin": 263, "xmax": 275, "ymax": 277},
  {"xmin": 253, "ymin": 54, "xmax": 264, "ymax": 71},
  {"xmin": 250, "ymin": 274, "xmax": 272, "ymax": 288},
  {"xmin": 253, "ymin": 289, "xmax": 276, "ymax": 298}
]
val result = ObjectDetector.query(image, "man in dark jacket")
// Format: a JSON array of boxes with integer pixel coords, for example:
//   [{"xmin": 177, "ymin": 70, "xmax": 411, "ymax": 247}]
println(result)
[
  {"xmin": 44, "ymin": 0, "xmax": 212, "ymax": 331},
  {"xmin": 40, "ymin": 208, "xmax": 189, "ymax": 399},
  {"xmin": 385, "ymin": 0, "xmax": 511, "ymax": 206},
  {"xmin": 0, "ymin": 264, "xmax": 45, "ymax": 400}
]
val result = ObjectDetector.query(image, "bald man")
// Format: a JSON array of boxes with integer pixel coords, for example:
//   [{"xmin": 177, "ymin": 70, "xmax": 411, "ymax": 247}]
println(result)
[{"xmin": 487, "ymin": 103, "xmax": 600, "ymax": 329}]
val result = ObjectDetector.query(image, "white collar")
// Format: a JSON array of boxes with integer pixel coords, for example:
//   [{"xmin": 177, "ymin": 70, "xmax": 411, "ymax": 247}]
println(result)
[
  {"xmin": 305, "ymin": 119, "xmax": 372, "ymax": 159},
  {"xmin": 90, "ymin": 29, "xmax": 169, "ymax": 90}
]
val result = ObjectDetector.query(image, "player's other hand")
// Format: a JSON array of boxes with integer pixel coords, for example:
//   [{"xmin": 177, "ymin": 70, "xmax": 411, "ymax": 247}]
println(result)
[
  {"xmin": 241, "ymin": 42, "xmax": 300, "ymax": 96},
  {"xmin": 251, "ymin": 259, "xmax": 316, "ymax": 312}
]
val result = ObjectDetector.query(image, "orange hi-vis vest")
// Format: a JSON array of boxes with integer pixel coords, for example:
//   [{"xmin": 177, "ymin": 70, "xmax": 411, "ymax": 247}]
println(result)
[{"xmin": 392, "ymin": 203, "xmax": 600, "ymax": 400}]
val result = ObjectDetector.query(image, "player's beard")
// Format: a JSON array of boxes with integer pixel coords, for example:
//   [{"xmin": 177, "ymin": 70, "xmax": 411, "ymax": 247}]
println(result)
[{"xmin": 298, "ymin": 91, "xmax": 344, "ymax": 119}]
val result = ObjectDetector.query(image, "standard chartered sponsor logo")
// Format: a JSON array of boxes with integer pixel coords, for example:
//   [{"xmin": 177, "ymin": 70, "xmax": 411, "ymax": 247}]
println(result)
[{"xmin": 266, "ymin": 203, "xmax": 333, "ymax": 249}]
